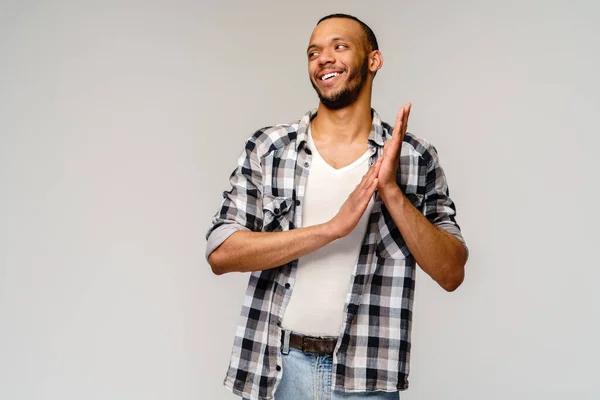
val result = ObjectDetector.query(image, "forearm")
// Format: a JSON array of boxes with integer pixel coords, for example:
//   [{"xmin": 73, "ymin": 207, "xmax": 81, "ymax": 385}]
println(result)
[
  {"xmin": 380, "ymin": 186, "xmax": 467, "ymax": 291},
  {"xmin": 208, "ymin": 223, "xmax": 337, "ymax": 275}
]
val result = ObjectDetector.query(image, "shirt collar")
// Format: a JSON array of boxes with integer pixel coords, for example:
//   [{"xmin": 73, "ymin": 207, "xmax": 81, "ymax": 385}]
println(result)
[{"xmin": 296, "ymin": 108, "xmax": 386, "ymax": 152}]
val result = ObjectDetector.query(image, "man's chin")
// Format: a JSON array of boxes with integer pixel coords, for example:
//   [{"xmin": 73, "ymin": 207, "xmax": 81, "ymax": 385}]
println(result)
[
  {"xmin": 319, "ymin": 97, "xmax": 352, "ymax": 110},
  {"xmin": 319, "ymin": 93, "xmax": 340, "ymax": 105},
  {"xmin": 318, "ymin": 87, "xmax": 357, "ymax": 109}
]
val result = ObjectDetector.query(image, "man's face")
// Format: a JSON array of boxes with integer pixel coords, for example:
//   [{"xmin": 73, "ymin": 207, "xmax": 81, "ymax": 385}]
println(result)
[{"xmin": 307, "ymin": 18, "xmax": 371, "ymax": 110}]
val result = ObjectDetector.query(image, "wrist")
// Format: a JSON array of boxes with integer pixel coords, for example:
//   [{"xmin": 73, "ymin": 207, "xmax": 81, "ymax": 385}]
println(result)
[
  {"xmin": 320, "ymin": 220, "xmax": 342, "ymax": 241},
  {"xmin": 379, "ymin": 183, "xmax": 405, "ymax": 205}
]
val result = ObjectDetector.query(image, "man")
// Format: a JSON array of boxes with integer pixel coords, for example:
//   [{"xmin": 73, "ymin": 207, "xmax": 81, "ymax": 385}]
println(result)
[{"xmin": 206, "ymin": 13, "xmax": 468, "ymax": 400}]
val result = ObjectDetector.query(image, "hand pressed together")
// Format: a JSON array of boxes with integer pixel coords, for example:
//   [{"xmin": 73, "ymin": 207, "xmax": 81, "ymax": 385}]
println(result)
[{"xmin": 327, "ymin": 102, "xmax": 412, "ymax": 239}]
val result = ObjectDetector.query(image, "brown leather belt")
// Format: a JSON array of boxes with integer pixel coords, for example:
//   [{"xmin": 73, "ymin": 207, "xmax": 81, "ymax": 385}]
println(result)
[{"xmin": 281, "ymin": 331, "xmax": 338, "ymax": 355}]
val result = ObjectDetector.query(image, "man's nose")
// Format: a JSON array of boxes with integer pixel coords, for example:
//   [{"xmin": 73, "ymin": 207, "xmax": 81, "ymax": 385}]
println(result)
[{"xmin": 317, "ymin": 49, "xmax": 335, "ymax": 66}]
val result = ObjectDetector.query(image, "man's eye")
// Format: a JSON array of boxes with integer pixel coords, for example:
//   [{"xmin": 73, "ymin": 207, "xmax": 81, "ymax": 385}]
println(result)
[
  {"xmin": 335, "ymin": 44, "xmax": 347, "ymax": 50},
  {"xmin": 308, "ymin": 52, "xmax": 318, "ymax": 58}
]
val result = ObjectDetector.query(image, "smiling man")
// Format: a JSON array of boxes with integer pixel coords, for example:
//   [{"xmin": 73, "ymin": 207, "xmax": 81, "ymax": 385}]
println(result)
[{"xmin": 206, "ymin": 14, "xmax": 468, "ymax": 400}]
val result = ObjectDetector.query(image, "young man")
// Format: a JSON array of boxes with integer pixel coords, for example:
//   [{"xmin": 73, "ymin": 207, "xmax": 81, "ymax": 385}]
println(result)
[{"xmin": 206, "ymin": 14, "xmax": 468, "ymax": 400}]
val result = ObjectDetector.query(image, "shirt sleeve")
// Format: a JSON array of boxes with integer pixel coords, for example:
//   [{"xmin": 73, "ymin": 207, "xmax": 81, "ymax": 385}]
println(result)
[
  {"xmin": 205, "ymin": 139, "xmax": 263, "ymax": 260},
  {"xmin": 422, "ymin": 144, "xmax": 469, "ymax": 257}
]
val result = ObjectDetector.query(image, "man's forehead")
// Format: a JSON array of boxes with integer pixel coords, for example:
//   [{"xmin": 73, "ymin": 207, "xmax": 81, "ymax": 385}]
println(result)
[{"xmin": 308, "ymin": 18, "xmax": 363, "ymax": 46}]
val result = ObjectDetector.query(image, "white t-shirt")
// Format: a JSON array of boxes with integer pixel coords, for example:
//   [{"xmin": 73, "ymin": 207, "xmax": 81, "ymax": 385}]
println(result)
[{"xmin": 281, "ymin": 127, "xmax": 375, "ymax": 337}]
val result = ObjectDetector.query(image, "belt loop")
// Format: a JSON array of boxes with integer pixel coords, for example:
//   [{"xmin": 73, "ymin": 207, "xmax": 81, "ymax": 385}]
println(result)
[{"xmin": 281, "ymin": 329, "xmax": 290, "ymax": 355}]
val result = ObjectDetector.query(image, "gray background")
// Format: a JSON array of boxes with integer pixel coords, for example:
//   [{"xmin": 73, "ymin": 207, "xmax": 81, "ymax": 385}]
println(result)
[{"xmin": 1, "ymin": 0, "xmax": 599, "ymax": 399}]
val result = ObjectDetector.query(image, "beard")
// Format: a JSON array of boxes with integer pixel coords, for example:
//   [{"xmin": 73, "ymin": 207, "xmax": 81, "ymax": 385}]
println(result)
[{"xmin": 311, "ymin": 56, "xmax": 370, "ymax": 110}]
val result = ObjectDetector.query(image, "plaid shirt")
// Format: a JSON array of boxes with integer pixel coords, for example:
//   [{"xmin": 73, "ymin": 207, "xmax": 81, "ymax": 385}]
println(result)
[{"xmin": 206, "ymin": 109, "xmax": 467, "ymax": 400}]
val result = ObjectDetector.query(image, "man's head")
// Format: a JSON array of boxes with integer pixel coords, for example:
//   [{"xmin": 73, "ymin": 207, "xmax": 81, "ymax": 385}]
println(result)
[{"xmin": 307, "ymin": 14, "xmax": 382, "ymax": 110}]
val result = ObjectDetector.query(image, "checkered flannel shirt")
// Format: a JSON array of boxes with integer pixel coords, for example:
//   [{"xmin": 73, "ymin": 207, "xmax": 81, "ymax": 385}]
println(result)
[{"xmin": 205, "ymin": 109, "xmax": 468, "ymax": 400}]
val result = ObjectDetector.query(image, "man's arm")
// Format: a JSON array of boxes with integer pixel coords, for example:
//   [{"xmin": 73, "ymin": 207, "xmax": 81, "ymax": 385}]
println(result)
[
  {"xmin": 379, "ymin": 186, "xmax": 467, "ymax": 291},
  {"xmin": 208, "ymin": 155, "xmax": 382, "ymax": 275},
  {"xmin": 209, "ymin": 225, "xmax": 333, "ymax": 275},
  {"xmin": 377, "ymin": 104, "xmax": 468, "ymax": 292}
]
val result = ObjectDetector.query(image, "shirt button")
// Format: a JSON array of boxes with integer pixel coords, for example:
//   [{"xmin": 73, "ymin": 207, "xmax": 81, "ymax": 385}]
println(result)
[
  {"xmin": 274, "ymin": 208, "xmax": 280, "ymax": 215},
  {"xmin": 276, "ymin": 365, "xmax": 281, "ymax": 371},
  {"xmin": 295, "ymin": 200, "xmax": 300, "ymax": 206},
  {"xmin": 304, "ymin": 162, "xmax": 309, "ymax": 168},
  {"xmin": 285, "ymin": 283, "xmax": 290, "ymax": 289}
]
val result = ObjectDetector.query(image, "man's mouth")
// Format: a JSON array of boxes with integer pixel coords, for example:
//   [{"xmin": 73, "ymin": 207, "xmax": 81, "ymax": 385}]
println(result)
[
  {"xmin": 321, "ymin": 72, "xmax": 341, "ymax": 81},
  {"xmin": 317, "ymin": 71, "xmax": 345, "ymax": 87}
]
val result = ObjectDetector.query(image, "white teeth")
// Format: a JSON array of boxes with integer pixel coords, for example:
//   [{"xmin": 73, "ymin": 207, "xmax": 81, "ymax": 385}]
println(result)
[{"xmin": 321, "ymin": 72, "xmax": 340, "ymax": 80}]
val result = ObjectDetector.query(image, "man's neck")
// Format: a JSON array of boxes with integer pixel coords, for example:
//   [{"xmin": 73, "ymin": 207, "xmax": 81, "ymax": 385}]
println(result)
[{"xmin": 311, "ymin": 96, "xmax": 373, "ymax": 145}]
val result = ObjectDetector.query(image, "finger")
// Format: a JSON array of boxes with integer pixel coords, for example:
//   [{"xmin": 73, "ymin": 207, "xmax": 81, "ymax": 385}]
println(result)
[
  {"xmin": 368, "ymin": 157, "xmax": 382, "ymax": 175},
  {"xmin": 349, "ymin": 176, "xmax": 378, "ymax": 219},
  {"xmin": 371, "ymin": 158, "xmax": 382, "ymax": 177},
  {"xmin": 358, "ymin": 174, "xmax": 379, "ymax": 203},
  {"xmin": 356, "ymin": 162, "xmax": 381, "ymax": 198},
  {"xmin": 357, "ymin": 159, "xmax": 378, "ymax": 189},
  {"xmin": 401, "ymin": 103, "xmax": 411, "ymax": 136},
  {"xmin": 392, "ymin": 103, "xmax": 411, "ymax": 153},
  {"xmin": 367, "ymin": 178, "xmax": 379, "ymax": 197},
  {"xmin": 392, "ymin": 107, "xmax": 405, "ymax": 138},
  {"xmin": 359, "ymin": 170, "xmax": 368, "ymax": 184},
  {"xmin": 361, "ymin": 158, "xmax": 381, "ymax": 189},
  {"xmin": 388, "ymin": 126, "xmax": 401, "ymax": 153}
]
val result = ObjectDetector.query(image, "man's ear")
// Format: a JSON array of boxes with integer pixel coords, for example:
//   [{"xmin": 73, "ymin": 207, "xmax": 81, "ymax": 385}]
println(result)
[{"xmin": 369, "ymin": 50, "xmax": 383, "ymax": 73}]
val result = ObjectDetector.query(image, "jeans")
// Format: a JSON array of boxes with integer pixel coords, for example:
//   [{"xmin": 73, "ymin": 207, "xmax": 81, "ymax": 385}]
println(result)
[{"xmin": 244, "ymin": 340, "xmax": 400, "ymax": 400}]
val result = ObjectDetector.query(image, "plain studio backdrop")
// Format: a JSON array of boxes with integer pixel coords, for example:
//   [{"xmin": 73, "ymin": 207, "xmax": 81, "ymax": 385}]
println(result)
[{"xmin": 1, "ymin": 0, "xmax": 599, "ymax": 399}]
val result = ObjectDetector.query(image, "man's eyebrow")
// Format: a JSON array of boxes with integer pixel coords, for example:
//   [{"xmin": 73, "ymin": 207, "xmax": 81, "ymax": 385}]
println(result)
[{"xmin": 307, "ymin": 37, "xmax": 348, "ymax": 53}]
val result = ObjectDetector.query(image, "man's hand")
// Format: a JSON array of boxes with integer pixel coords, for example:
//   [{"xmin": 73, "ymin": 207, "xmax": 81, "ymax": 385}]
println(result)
[
  {"xmin": 327, "ymin": 158, "xmax": 382, "ymax": 239},
  {"xmin": 378, "ymin": 103, "xmax": 411, "ymax": 197},
  {"xmin": 327, "ymin": 102, "xmax": 411, "ymax": 240}
]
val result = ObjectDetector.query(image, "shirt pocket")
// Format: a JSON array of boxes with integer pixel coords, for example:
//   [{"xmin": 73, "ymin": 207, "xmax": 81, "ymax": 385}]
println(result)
[
  {"xmin": 375, "ymin": 193, "xmax": 424, "ymax": 259},
  {"xmin": 262, "ymin": 195, "xmax": 294, "ymax": 232}
]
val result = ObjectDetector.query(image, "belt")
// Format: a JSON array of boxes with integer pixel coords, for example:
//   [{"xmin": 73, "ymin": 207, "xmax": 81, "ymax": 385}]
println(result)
[{"xmin": 281, "ymin": 331, "xmax": 338, "ymax": 355}]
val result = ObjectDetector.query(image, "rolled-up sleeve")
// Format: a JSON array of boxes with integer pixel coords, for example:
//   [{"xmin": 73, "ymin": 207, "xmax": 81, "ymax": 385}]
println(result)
[
  {"xmin": 422, "ymin": 144, "xmax": 469, "ymax": 257},
  {"xmin": 205, "ymin": 139, "xmax": 263, "ymax": 260}
]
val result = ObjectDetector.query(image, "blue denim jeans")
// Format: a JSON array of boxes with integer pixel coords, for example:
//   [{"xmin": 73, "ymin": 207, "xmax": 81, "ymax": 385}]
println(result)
[{"xmin": 243, "ymin": 333, "xmax": 400, "ymax": 400}]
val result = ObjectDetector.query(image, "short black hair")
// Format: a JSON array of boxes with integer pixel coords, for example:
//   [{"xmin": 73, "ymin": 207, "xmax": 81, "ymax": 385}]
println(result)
[{"xmin": 317, "ymin": 14, "xmax": 379, "ymax": 53}]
